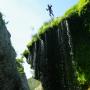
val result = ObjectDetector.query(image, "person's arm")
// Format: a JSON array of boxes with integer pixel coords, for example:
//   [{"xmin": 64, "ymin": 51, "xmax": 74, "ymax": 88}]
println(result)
[
  {"xmin": 46, "ymin": 8, "xmax": 49, "ymax": 11},
  {"xmin": 50, "ymin": 5, "xmax": 52, "ymax": 7}
]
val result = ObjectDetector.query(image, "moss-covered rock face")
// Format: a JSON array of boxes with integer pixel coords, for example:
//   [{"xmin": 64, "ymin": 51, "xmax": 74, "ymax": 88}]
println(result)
[
  {"xmin": 66, "ymin": 0, "xmax": 90, "ymax": 85},
  {"xmin": 23, "ymin": 0, "xmax": 90, "ymax": 89}
]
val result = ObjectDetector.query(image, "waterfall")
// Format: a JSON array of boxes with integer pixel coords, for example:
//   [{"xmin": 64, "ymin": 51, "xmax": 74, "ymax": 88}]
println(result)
[
  {"xmin": 65, "ymin": 20, "xmax": 81, "ymax": 90},
  {"xmin": 41, "ymin": 39, "xmax": 44, "ymax": 55},
  {"xmin": 61, "ymin": 21, "xmax": 72, "ymax": 89},
  {"xmin": 33, "ymin": 42, "xmax": 37, "ymax": 68},
  {"xmin": 27, "ymin": 54, "xmax": 31, "ymax": 64},
  {"xmin": 45, "ymin": 33, "xmax": 48, "ymax": 65},
  {"xmin": 65, "ymin": 20, "xmax": 75, "ymax": 72},
  {"xmin": 63, "ymin": 20, "xmax": 72, "ymax": 89},
  {"xmin": 28, "ymin": 19, "xmax": 81, "ymax": 90},
  {"xmin": 57, "ymin": 20, "xmax": 75, "ymax": 89},
  {"xmin": 40, "ymin": 39, "xmax": 45, "ymax": 71},
  {"xmin": 57, "ymin": 23, "xmax": 65, "ymax": 87},
  {"xmin": 65, "ymin": 20, "xmax": 76, "ymax": 74},
  {"xmin": 33, "ymin": 42, "xmax": 37, "ymax": 78},
  {"xmin": 39, "ymin": 39, "xmax": 46, "ymax": 85},
  {"xmin": 65, "ymin": 20, "xmax": 74, "ymax": 57}
]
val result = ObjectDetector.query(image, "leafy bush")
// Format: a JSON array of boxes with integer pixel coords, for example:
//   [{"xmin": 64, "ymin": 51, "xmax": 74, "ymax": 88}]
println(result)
[
  {"xmin": 23, "ymin": 49, "xmax": 30, "ymax": 59},
  {"xmin": 16, "ymin": 58, "xmax": 24, "ymax": 75}
]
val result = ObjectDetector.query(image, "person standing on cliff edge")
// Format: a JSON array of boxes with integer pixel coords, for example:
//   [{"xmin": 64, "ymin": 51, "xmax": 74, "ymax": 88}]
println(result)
[{"xmin": 46, "ymin": 4, "xmax": 54, "ymax": 18}]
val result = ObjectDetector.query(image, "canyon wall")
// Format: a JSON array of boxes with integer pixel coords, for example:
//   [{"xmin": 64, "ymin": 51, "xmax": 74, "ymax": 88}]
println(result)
[
  {"xmin": 24, "ymin": 0, "xmax": 90, "ymax": 90},
  {"xmin": 0, "ymin": 13, "xmax": 29, "ymax": 90}
]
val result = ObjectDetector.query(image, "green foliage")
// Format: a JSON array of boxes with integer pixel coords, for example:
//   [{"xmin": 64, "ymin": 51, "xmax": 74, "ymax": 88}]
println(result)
[
  {"xmin": 74, "ymin": 36, "xmax": 90, "ymax": 85},
  {"xmin": 24, "ymin": 0, "xmax": 90, "ymax": 87},
  {"xmin": 76, "ymin": 70, "xmax": 86, "ymax": 84},
  {"xmin": 64, "ymin": 4, "xmax": 78, "ymax": 18},
  {"xmin": 78, "ymin": 0, "xmax": 90, "ymax": 16},
  {"xmin": 69, "ymin": 0, "xmax": 90, "ymax": 85},
  {"xmin": 38, "ymin": 17, "xmax": 62, "ymax": 35},
  {"xmin": 23, "ymin": 49, "xmax": 30, "ymax": 59},
  {"xmin": 64, "ymin": 0, "xmax": 90, "ymax": 18},
  {"xmin": 16, "ymin": 58, "xmax": 24, "ymax": 63},
  {"xmin": 27, "ymin": 34, "xmax": 39, "ymax": 49},
  {"xmin": 27, "ymin": 17, "xmax": 64, "ymax": 49},
  {"xmin": 78, "ymin": 0, "xmax": 89, "ymax": 9},
  {"xmin": 63, "ymin": 2, "xmax": 90, "ymax": 85},
  {"xmin": 16, "ymin": 58, "xmax": 24, "ymax": 75}
]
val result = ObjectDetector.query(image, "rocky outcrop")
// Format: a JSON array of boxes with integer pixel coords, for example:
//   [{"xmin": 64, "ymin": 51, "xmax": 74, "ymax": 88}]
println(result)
[
  {"xmin": 26, "ymin": 20, "xmax": 78, "ymax": 90},
  {"xmin": 28, "ymin": 78, "xmax": 43, "ymax": 90},
  {"xmin": 0, "ymin": 13, "xmax": 22, "ymax": 90},
  {"xmin": 24, "ymin": 0, "xmax": 90, "ymax": 90}
]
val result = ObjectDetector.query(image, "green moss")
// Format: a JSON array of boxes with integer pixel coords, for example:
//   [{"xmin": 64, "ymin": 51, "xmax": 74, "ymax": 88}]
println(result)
[
  {"xmin": 76, "ymin": 71, "xmax": 86, "ymax": 84},
  {"xmin": 24, "ymin": 0, "xmax": 90, "ymax": 86},
  {"xmin": 16, "ymin": 58, "xmax": 24, "ymax": 75},
  {"xmin": 64, "ymin": 0, "xmax": 90, "ymax": 18},
  {"xmin": 27, "ymin": 17, "xmax": 65, "ymax": 50},
  {"xmin": 27, "ymin": 0, "xmax": 79, "ymax": 50},
  {"xmin": 27, "ymin": 34, "xmax": 40, "ymax": 49},
  {"xmin": 23, "ymin": 49, "xmax": 30, "ymax": 59},
  {"xmin": 64, "ymin": 4, "xmax": 78, "ymax": 18},
  {"xmin": 74, "ymin": 35, "xmax": 90, "ymax": 84},
  {"xmin": 38, "ymin": 18, "xmax": 59, "ymax": 36},
  {"xmin": 78, "ymin": 0, "xmax": 89, "ymax": 10}
]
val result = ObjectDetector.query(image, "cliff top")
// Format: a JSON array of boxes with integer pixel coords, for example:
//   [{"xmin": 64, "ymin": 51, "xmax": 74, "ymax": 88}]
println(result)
[{"xmin": 23, "ymin": 0, "xmax": 90, "ymax": 57}]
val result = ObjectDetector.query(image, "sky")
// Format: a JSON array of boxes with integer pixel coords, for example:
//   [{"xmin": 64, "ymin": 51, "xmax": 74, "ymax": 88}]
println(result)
[{"xmin": 0, "ymin": 0, "xmax": 78, "ymax": 78}]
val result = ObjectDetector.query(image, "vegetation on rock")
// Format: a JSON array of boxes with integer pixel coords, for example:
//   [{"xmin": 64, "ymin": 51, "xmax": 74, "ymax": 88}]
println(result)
[
  {"xmin": 16, "ymin": 58, "xmax": 24, "ymax": 75},
  {"xmin": 23, "ymin": 0, "xmax": 90, "ymax": 89}
]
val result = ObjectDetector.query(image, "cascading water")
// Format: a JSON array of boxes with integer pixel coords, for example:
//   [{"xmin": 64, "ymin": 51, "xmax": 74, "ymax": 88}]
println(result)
[
  {"xmin": 39, "ymin": 38, "xmax": 48, "ymax": 89},
  {"xmin": 27, "ymin": 54, "xmax": 31, "ymax": 64},
  {"xmin": 65, "ymin": 20, "xmax": 74, "ymax": 58},
  {"xmin": 57, "ymin": 23, "xmax": 65, "ymax": 88},
  {"xmin": 28, "ymin": 19, "xmax": 80, "ymax": 90},
  {"xmin": 57, "ymin": 20, "xmax": 76, "ymax": 89},
  {"xmin": 44, "ymin": 33, "xmax": 48, "ymax": 66},
  {"xmin": 64, "ymin": 20, "xmax": 74, "ymax": 89},
  {"xmin": 40, "ymin": 39, "xmax": 45, "ymax": 69},
  {"xmin": 33, "ymin": 42, "xmax": 37, "ymax": 78},
  {"xmin": 65, "ymin": 20, "xmax": 81, "ymax": 90},
  {"xmin": 33, "ymin": 42, "xmax": 37, "ymax": 69}
]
